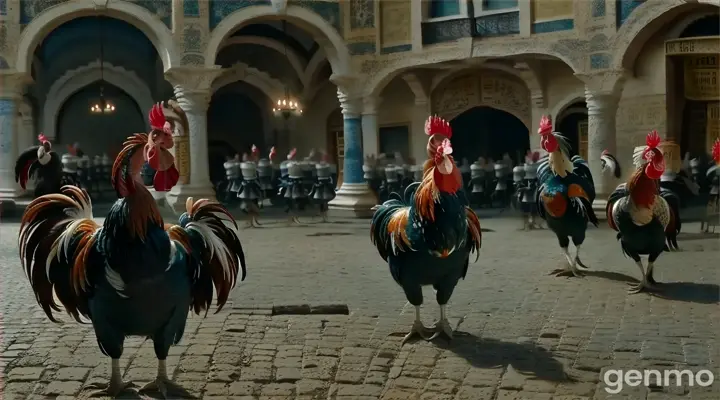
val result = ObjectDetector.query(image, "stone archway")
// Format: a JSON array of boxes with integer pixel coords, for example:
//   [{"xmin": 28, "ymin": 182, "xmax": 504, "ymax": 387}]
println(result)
[
  {"xmin": 205, "ymin": 4, "xmax": 351, "ymax": 76},
  {"xmin": 15, "ymin": 0, "xmax": 178, "ymax": 74},
  {"xmin": 218, "ymin": 36, "xmax": 307, "ymax": 86},
  {"xmin": 43, "ymin": 60, "xmax": 153, "ymax": 139}
]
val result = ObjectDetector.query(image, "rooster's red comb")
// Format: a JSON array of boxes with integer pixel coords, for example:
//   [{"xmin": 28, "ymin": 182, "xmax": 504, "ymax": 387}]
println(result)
[
  {"xmin": 38, "ymin": 134, "xmax": 48, "ymax": 144},
  {"xmin": 149, "ymin": 103, "xmax": 166, "ymax": 131},
  {"xmin": 646, "ymin": 130, "xmax": 661, "ymax": 149},
  {"xmin": 424, "ymin": 115, "xmax": 452, "ymax": 139},
  {"xmin": 712, "ymin": 138, "xmax": 720, "ymax": 163},
  {"xmin": 538, "ymin": 115, "xmax": 552, "ymax": 136},
  {"xmin": 288, "ymin": 148, "xmax": 297, "ymax": 159}
]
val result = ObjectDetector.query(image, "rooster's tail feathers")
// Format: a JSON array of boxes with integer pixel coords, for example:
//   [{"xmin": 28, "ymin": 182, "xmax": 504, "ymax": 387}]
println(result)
[
  {"xmin": 660, "ymin": 188, "xmax": 682, "ymax": 248},
  {"xmin": 370, "ymin": 200, "xmax": 410, "ymax": 261},
  {"xmin": 465, "ymin": 207, "xmax": 482, "ymax": 261},
  {"xmin": 168, "ymin": 198, "xmax": 246, "ymax": 316},
  {"xmin": 18, "ymin": 186, "xmax": 99, "ymax": 323},
  {"xmin": 15, "ymin": 146, "xmax": 41, "ymax": 189}
]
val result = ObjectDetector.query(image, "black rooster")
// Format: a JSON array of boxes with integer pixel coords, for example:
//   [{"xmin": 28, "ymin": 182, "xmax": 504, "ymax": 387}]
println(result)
[{"xmin": 15, "ymin": 133, "xmax": 64, "ymax": 197}]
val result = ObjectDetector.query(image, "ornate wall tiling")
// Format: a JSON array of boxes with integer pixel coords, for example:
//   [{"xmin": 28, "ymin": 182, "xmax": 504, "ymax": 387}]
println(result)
[
  {"xmin": 181, "ymin": 54, "xmax": 205, "ymax": 65},
  {"xmin": 209, "ymin": 0, "xmax": 269, "ymax": 30},
  {"xmin": 591, "ymin": 0, "xmax": 606, "ymax": 18},
  {"xmin": 350, "ymin": 0, "xmax": 374, "ymax": 30},
  {"xmin": 531, "ymin": 19, "xmax": 574, "ymax": 34},
  {"xmin": 132, "ymin": 0, "xmax": 172, "ymax": 29},
  {"xmin": 183, "ymin": 25, "xmax": 203, "ymax": 53},
  {"xmin": 616, "ymin": 0, "xmax": 644, "ymax": 27},
  {"xmin": 347, "ymin": 42, "xmax": 375, "ymax": 55},
  {"xmin": 20, "ymin": 0, "xmax": 69, "ymax": 25},
  {"xmin": 475, "ymin": 11, "xmax": 519, "ymax": 37},
  {"xmin": 588, "ymin": 34, "xmax": 608, "ymax": 52},
  {"xmin": 381, "ymin": 44, "xmax": 412, "ymax": 54},
  {"xmin": 0, "ymin": 56, "xmax": 8, "ymax": 69},
  {"xmin": 291, "ymin": 0, "xmax": 341, "ymax": 33},
  {"xmin": 422, "ymin": 18, "xmax": 472, "ymax": 45},
  {"xmin": 590, "ymin": 53, "xmax": 610, "ymax": 70},
  {"xmin": 183, "ymin": 0, "xmax": 200, "ymax": 17}
]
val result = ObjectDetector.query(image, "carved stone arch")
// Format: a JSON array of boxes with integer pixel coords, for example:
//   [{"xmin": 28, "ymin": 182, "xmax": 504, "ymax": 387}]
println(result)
[
  {"xmin": 431, "ymin": 70, "xmax": 532, "ymax": 129},
  {"xmin": 610, "ymin": 0, "xmax": 719, "ymax": 71},
  {"xmin": 303, "ymin": 52, "xmax": 329, "ymax": 90},
  {"xmin": 430, "ymin": 62, "xmax": 544, "ymax": 102},
  {"xmin": 211, "ymin": 62, "xmax": 286, "ymax": 102},
  {"xmin": 15, "ymin": 0, "xmax": 179, "ymax": 74},
  {"xmin": 665, "ymin": 9, "xmax": 720, "ymax": 39},
  {"xmin": 551, "ymin": 91, "xmax": 588, "ymax": 123},
  {"xmin": 219, "ymin": 36, "xmax": 307, "ymax": 86},
  {"xmin": 206, "ymin": 4, "xmax": 351, "ymax": 76},
  {"xmin": 43, "ymin": 60, "xmax": 154, "ymax": 139}
]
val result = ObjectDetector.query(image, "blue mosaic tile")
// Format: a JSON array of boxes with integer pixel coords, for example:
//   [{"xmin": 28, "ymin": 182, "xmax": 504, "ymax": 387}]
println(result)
[
  {"xmin": 381, "ymin": 44, "xmax": 412, "ymax": 54},
  {"xmin": 475, "ymin": 11, "xmax": 519, "ymax": 37},
  {"xmin": 616, "ymin": 0, "xmax": 644, "ymax": 27},
  {"xmin": 183, "ymin": 0, "xmax": 200, "ymax": 17},
  {"xmin": 20, "ymin": 0, "xmax": 68, "ymax": 25},
  {"xmin": 591, "ymin": 0, "xmax": 606, "ymax": 18},
  {"xmin": 291, "ymin": 0, "xmax": 341, "ymax": 33},
  {"xmin": 343, "ymin": 117, "xmax": 365, "ymax": 184},
  {"xmin": 209, "ymin": 0, "xmax": 269, "ymax": 30},
  {"xmin": 531, "ymin": 18, "xmax": 574, "ymax": 34},
  {"xmin": 590, "ymin": 53, "xmax": 610, "ymax": 70},
  {"xmin": 132, "ymin": 0, "xmax": 172, "ymax": 29},
  {"xmin": 350, "ymin": 0, "xmax": 374, "ymax": 30},
  {"xmin": 348, "ymin": 42, "xmax": 376, "ymax": 55},
  {"xmin": 422, "ymin": 18, "xmax": 472, "ymax": 45}
]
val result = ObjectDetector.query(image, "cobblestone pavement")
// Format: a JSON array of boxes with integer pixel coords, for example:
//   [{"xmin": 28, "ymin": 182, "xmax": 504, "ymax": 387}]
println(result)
[{"xmin": 1, "ymin": 212, "xmax": 718, "ymax": 400}]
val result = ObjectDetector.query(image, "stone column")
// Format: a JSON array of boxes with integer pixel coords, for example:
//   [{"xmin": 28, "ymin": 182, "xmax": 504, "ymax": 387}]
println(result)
[
  {"xmin": 576, "ymin": 70, "xmax": 626, "ymax": 215},
  {"xmin": 164, "ymin": 67, "xmax": 224, "ymax": 209},
  {"xmin": 0, "ymin": 74, "xmax": 30, "ymax": 209},
  {"xmin": 328, "ymin": 84, "xmax": 377, "ymax": 217},
  {"xmin": 361, "ymin": 96, "xmax": 379, "ymax": 157}
]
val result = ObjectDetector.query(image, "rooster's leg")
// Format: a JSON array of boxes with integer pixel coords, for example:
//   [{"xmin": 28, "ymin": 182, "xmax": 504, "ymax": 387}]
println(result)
[
  {"xmin": 85, "ymin": 359, "xmax": 136, "ymax": 397},
  {"xmin": 627, "ymin": 260, "xmax": 657, "ymax": 294},
  {"xmin": 402, "ymin": 306, "xmax": 434, "ymax": 345},
  {"xmin": 646, "ymin": 261, "xmax": 658, "ymax": 285},
  {"xmin": 550, "ymin": 246, "xmax": 583, "ymax": 277},
  {"xmin": 429, "ymin": 304, "xmax": 454, "ymax": 341},
  {"xmin": 140, "ymin": 359, "xmax": 195, "ymax": 399},
  {"xmin": 574, "ymin": 245, "xmax": 589, "ymax": 271}
]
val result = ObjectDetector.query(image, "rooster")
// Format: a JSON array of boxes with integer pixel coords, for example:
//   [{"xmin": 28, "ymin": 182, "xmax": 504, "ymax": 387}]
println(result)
[
  {"xmin": 601, "ymin": 131, "xmax": 680, "ymax": 293},
  {"xmin": 17, "ymin": 104, "xmax": 247, "ymax": 398},
  {"xmin": 535, "ymin": 115, "xmax": 599, "ymax": 277},
  {"xmin": 15, "ymin": 134, "xmax": 65, "ymax": 197},
  {"xmin": 370, "ymin": 116, "xmax": 482, "ymax": 344}
]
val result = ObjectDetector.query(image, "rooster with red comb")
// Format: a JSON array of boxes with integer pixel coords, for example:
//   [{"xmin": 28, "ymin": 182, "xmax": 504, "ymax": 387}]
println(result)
[
  {"xmin": 601, "ymin": 130, "xmax": 681, "ymax": 294},
  {"xmin": 702, "ymin": 138, "xmax": 720, "ymax": 233},
  {"xmin": 370, "ymin": 115, "xmax": 482, "ymax": 343},
  {"xmin": 534, "ymin": 115, "xmax": 599, "ymax": 277},
  {"xmin": 15, "ymin": 134, "xmax": 67, "ymax": 197}
]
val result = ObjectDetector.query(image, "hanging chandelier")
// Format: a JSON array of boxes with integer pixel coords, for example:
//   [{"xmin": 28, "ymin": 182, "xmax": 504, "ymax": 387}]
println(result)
[
  {"xmin": 273, "ymin": 20, "xmax": 302, "ymax": 120},
  {"xmin": 90, "ymin": 13, "xmax": 115, "ymax": 114}
]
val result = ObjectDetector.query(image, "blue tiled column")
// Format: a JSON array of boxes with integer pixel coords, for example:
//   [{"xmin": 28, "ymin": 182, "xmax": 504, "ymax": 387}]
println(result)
[
  {"xmin": 0, "ymin": 96, "xmax": 20, "ymax": 205},
  {"xmin": 329, "ymin": 89, "xmax": 378, "ymax": 217}
]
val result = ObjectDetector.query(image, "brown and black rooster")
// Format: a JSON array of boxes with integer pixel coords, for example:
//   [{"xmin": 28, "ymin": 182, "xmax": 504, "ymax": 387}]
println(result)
[
  {"xmin": 370, "ymin": 116, "xmax": 482, "ymax": 344},
  {"xmin": 601, "ymin": 130, "xmax": 680, "ymax": 294},
  {"xmin": 18, "ymin": 104, "xmax": 247, "ymax": 398},
  {"xmin": 15, "ymin": 133, "xmax": 65, "ymax": 197}
]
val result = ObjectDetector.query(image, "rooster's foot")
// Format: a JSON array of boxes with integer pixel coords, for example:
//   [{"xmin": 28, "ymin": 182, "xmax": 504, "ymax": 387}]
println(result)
[
  {"xmin": 627, "ymin": 280, "xmax": 657, "ymax": 294},
  {"xmin": 84, "ymin": 380, "xmax": 136, "ymax": 397},
  {"xmin": 429, "ymin": 318, "xmax": 454, "ymax": 341},
  {"xmin": 549, "ymin": 267, "xmax": 584, "ymax": 278},
  {"xmin": 401, "ymin": 320, "xmax": 435, "ymax": 345},
  {"xmin": 140, "ymin": 377, "xmax": 196, "ymax": 399},
  {"xmin": 575, "ymin": 257, "xmax": 589, "ymax": 271}
]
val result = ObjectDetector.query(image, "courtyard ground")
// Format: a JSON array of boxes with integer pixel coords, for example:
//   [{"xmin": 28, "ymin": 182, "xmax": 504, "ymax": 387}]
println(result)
[{"xmin": 0, "ymin": 212, "xmax": 718, "ymax": 400}]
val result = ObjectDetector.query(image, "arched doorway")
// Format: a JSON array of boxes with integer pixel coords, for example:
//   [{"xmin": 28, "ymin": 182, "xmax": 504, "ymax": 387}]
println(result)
[
  {"xmin": 449, "ymin": 107, "xmax": 530, "ymax": 164},
  {"xmin": 556, "ymin": 101, "xmax": 588, "ymax": 158},
  {"xmin": 56, "ymin": 81, "xmax": 144, "ymax": 157}
]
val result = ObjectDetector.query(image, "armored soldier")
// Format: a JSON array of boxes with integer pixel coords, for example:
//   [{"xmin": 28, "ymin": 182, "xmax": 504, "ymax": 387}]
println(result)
[
  {"xmin": 492, "ymin": 160, "xmax": 509, "ymax": 207},
  {"xmin": 223, "ymin": 154, "xmax": 242, "ymax": 205},
  {"xmin": 284, "ymin": 148, "xmax": 309, "ymax": 225},
  {"xmin": 238, "ymin": 146, "xmax": 263, "ymax": 227},
  {"xmin": 257, "ymin": 152, "xmax": 274, "ymax": 199},
  {"xmin": 310, "ymin": 152, "xmax": 336, "ymax": 222},
  {"xmin": 469, "ymin": 158, "xmax": 486, "ymax": 208}
]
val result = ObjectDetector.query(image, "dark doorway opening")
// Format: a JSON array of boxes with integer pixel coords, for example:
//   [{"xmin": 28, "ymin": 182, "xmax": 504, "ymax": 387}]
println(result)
[{"xmin": 449, "ymin": 106, "xmax": 530, "ymax": 164}]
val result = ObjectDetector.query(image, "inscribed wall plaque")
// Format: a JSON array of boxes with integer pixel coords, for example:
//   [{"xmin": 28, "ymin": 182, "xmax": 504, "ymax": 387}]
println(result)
[
  {"xmin": 532, "ymin": 0, "xmax": 573, "ymax": 22},
  {"xmin": 380, "ymin": 0, "xmax": 410, "ymax": 48},
  {"xmin": 684, "ymin": 55, "xmax": 719, "ymax": 101}
]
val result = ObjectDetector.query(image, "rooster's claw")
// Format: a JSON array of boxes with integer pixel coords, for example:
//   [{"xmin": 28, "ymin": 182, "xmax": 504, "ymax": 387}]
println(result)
[
  {"xmin": 401, "ymin": 320, "xmax": 435, "ymax": 345},
  {"xmin": 627, "ymin": 280, "xmax": 657, "ymax": 294},
  {"xmin": 549, "ymin": 268, "xmax": 584, "ymax": 278},
  {"xmin": 83, "ymin": 380, "xmax": 136, "ymax": 397},
  {"xmin": 140, "ymin": 377, "xmax": 196, "ymax": 399},
  {"xmin": 429, "ymin": 318, "xmax": 454, "ymax": 341}
]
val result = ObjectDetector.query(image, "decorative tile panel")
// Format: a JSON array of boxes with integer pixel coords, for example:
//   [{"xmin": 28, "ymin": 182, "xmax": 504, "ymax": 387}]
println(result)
[
  {"xmin": 531, "ymin": 18, "xmax": 574, "ymax": 34},
  {"xmin": 131, "ymin": 0, "xmax": 172, "ymax": 29},
  {"xmin": 183, "ymin": 0, "xmax": 200, "ymax": 17},
  {"xmin": 347, "ymin": 42, "xmax": 375, "ymax": 55},
  {"xmin": 422, "ymin": 18, "xmax": 472, "ymax": 45},
  {"xmin": 381, "ymin": 44, "xmax": 412, "ymax": 54},
  {"xmin": 350, "ymin": 0, "xmax": 374, "ymax": 30},
  {"xmin": 591, "ymin": 0, "xmax": 606, "ymax": 18},
  {"xmin": 20, "ymin": 0, "xmax": 69, "ymax": 25},
  {"xmin": 209, "ymin": 0, "xmax": 269, "ymax": 30},
  {"xmin": 590, "ymin": 53, "xmax": 610, "ymax": 70},
  {"xmin": 475, "ymin": 11, "xmax": 519, "ymax": 37},
  {"xmin": 616, "ymin": 0, "xmax": 644, "ymax": 27}
]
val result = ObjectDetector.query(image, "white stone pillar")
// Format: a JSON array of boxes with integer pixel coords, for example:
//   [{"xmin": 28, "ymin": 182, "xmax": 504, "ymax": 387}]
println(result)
[
  {"xmin": 410, "ymin": 100, "xmax": 431, "ymax": 164},
  {"xmin": 164, "ymin": 67, "xmax": 224, "ymax": 209},
  {"xmin": 361, "ymin": 96, "xmax": 379, "ymax": 157},
  {"xmin": 0, "ymin": 74, "xmax": 29, "ymax": 208},
  {"xmin": 328, "ymin": 81, "xmax": 377, "ymax": 217}
]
